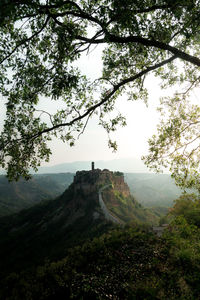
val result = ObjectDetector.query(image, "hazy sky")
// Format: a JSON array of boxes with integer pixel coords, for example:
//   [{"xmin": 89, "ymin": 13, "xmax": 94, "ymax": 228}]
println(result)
[
  {"xmin": 42, "ymin": 46, "xmax": 199, "ymax": 166},
  {"xmin": 45, "ymin": 97, "xmax": 159, "ymax": 165},
  {"xmin": 0, "ymin": 44, "xmax": 165, "ymax": 167},
  {"xmin": 40, "ymin": 45, "xmax": 162, "ymax": 166}
]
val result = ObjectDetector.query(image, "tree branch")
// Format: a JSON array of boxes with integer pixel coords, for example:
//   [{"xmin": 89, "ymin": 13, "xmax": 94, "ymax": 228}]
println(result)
[
  {"xmin": 176, "ymin": 76, "xmax": 200, "ymax": 95},
  {"xmin": 51, "ymin": 13, "xmax": 200, "ymax": 68},
  {"xmin": 0, "ymin": 16, "xmax": 50, "ymax": 64},
  {"xmin": 107, "ymin": 34, "xmax": 200, "ymax": 67},
  {"xmin": 26, "ymin": 55, "xmax": 177, "ymax": 140}
]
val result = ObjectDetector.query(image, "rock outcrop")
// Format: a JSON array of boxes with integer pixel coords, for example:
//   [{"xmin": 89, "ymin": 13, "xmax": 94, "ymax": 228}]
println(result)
[
  {"xmin": 73, "ymin": 168, "xmax": 130, "ymax": 199},
  {"xmin": 68, "ymin": 168, "xmax": 136, "ymax": 224}
]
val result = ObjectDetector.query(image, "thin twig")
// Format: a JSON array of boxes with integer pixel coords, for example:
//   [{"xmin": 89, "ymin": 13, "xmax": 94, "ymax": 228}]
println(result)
[{"xmin": 78, "ymin": 111, "xmax": 93, "ymax": 138}]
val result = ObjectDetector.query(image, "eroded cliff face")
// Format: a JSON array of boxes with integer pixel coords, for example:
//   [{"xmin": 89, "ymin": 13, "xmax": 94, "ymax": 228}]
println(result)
[
  {"xmin": 112, "ymin": 176, "xmax": 130, "ymax": 198},
  {"xmin": 58, "ymin": 168, "xmax": 135, "ymax": 225},
  {"xmin": 55, "ymin": 169, "xmax": 157, "ymax": 232},
  {"xmin": 73, "ymin": 169, "xmax": 130, "ymax": 199}
]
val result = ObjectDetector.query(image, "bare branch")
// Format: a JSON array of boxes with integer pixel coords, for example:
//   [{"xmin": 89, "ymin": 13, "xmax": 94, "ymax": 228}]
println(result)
[
  {"xmin": 78, "ymin": 111, "xmax": 93, "ymax": 138},
  {"xmin": 34, "ymin": 109, "xmax": 54, "ymax": 125}
]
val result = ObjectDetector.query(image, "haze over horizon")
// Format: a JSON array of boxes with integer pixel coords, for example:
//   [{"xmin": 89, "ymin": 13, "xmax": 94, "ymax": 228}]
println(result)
[{"xmin": 36, "ymin": 157, "xmax": 151, "ymax": 173}]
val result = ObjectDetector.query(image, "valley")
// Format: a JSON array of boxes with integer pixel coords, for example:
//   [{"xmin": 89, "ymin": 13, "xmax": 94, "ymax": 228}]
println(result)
[
  {"xmin": 0, "ymin": 168, "xmax": 160, "ymax": 277},
  {"xmin": 0, "ymin": 166, "xmax": 199, "ymax": 299},
  {"xmin": 0, "ymin": 171, "xmax": 181, "ymax": 217},
  {"xmin": 0, "ymin": 173, "xmax": 74, "ymax": 216}
]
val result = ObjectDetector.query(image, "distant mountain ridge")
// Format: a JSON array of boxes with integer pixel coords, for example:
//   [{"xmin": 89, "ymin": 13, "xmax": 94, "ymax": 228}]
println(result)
[
  {"xmin": 125, "ymin": 173, "xmax": 182, "ymax": 207},
  {"xmin": 35, "ymin": 157, "xmax": 150, "ymax": 174}
]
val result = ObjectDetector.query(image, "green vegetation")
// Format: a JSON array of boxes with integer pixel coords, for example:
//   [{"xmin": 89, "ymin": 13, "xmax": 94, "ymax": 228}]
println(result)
[
  {"xmin": 169, "ymin": 193, "xmax": 200, "ymax": 227},
  {"xmin": 2, "ymin": 213, "xmax": 200, "ymax": 299},
  {"xmin": 0, "ymin": 173, "xmax": 74, "ymax": 216},
  {"xmin": 103, "ymin": 187, "xmax": 159, "ymax": 225},
  {"xmin": 0, "ymin": 226, "xmax": 164, "ymax": 300},
  {"xmin": 0, "ymin": 1, "xmax": 200, "ymax": 187},
  {"xmin": 114, "ymin": 171, "xmax": 124, "ymax": 177},
  {"xmin": 0, "ymin": 184, "xmax": 114, "ymax": 278}
]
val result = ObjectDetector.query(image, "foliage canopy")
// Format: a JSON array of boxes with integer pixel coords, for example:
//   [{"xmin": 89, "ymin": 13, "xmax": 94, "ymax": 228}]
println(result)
[{"xmin": 1, "ymin": 0, "xmax": 200, "ymax": 184}]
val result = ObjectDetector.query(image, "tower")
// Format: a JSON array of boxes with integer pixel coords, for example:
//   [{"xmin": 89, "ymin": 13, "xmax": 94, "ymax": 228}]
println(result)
[{"xmin": 91, "ymin": 161, "xmax": 95, "ymax": 171}]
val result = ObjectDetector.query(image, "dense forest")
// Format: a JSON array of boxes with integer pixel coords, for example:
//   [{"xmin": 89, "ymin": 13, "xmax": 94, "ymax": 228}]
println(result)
[{"xmin": 1, "ymin": 210, "xmax": 200, "ymax": 299}]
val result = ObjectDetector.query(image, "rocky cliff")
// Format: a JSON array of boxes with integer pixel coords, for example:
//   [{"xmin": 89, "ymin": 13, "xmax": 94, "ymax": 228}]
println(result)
[
  {"xmin": 70, "ymin": 168, "xmax": 154, "ymax": 224},
  {"xmin": 73, "ymin": 168, "xmax": 130, "ymax": 198}
]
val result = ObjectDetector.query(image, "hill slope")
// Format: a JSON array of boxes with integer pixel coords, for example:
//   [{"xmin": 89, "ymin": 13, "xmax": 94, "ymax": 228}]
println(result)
[
  {"xmin": 125, "ymin": 173, "xmax": 182, "ymax": 207},
  {"xmin": 0, "ymin": 173, "xmax": 74, "ymax": 216},
  {"xmin": 0, "ymin": 169, "xmax": 158, "ymax": 277}
]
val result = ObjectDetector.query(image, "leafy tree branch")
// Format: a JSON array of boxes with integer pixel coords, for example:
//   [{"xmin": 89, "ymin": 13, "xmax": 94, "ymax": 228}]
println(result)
[{"xmin": 0, "ymin": 0, "xmax": 200, "ymax": 183}]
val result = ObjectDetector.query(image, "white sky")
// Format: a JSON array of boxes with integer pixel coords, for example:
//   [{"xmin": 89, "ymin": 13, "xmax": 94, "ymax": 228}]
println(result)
[
  {"xmin": 41, "ymin": 45, "xmax": 162, "ymax": 166},
  {"xmin": 0, "ymin": 44, "xmax": 166, "ymax": 167},
  {"xmin": 45, "ymin": 97, "xmax": 159, "ymax": 165}
]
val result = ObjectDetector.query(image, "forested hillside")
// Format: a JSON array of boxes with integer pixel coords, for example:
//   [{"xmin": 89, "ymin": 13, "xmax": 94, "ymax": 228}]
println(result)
[
  {"xmin": 2, "ymin": 218, "xmax": 200, "ymax": 300},
  {"xmin": 0, "ymin": 173, "xmax": 74, "ymax": 216}
]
